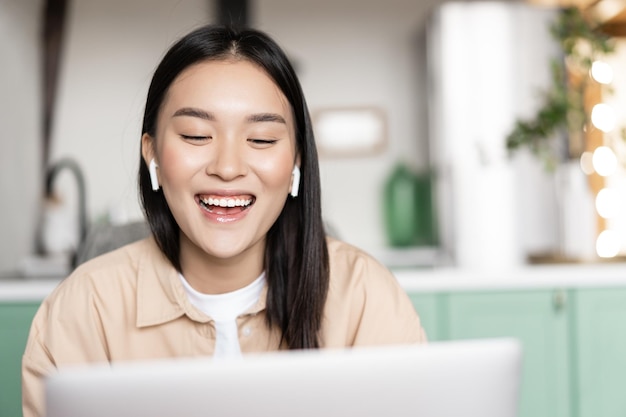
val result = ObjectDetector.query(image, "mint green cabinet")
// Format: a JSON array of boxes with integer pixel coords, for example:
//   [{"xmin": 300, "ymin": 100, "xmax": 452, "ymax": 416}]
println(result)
[
  {"xmin": 4, "ymin": 283, "xmax": 626, "ymax": 417},
  {"xmin": 407, "ymin": 286, "xmax": 626, "ymax": 417},
  {"xmin": 0, "ymin": 302, "xmax": 40, "ymax": 417},
  {"xmin": 444, "ymin": 290, "xmax": 571, "ymax": 417},
  {"xmin": 408, "ymin": 292, "xmax": 443, "ymax": 341},
  {"xmin": 571, "ymin": 288, "xmax": 626, "ymax": 417},
  {"xmin": 408, "ymin": 289, "xmax": 572, "ymax": 417}
]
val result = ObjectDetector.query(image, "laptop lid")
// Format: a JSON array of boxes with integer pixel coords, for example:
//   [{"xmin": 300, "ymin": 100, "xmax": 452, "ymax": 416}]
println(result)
[{"xmin": 45, "ymin": 338, "xmax": 522, "ymax": 417}]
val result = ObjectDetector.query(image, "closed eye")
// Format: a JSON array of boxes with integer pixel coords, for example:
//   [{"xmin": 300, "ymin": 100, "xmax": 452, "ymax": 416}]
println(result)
[
  {"xmin": 248, "ymin": 138, "xmax": 278, "ymax": 146},
  {"xmin": 181, "ymin": 134, "xmax": 211, "ymax": 141}
]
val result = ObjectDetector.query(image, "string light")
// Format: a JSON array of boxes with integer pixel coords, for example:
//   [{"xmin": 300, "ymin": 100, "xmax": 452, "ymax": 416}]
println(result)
[
  {"xmin": 591, "ymin": 103, "xmax": 616, "ymax": 132},
  {"xmin": 596, "ymin": 229, "xmax": 620, "ymax": 258},
  {"xmin": 579, "ymin": 151, "xmax": 594, "ymax": 175},
  {"xmin": 595, "ymin": 187, "xmax": 619, "ymax": 219},
  {"xmin": 592, "ymin": 146, "xmax": 618, "ymax": 177},
  {"xmin": 587, "ymin": 58, "xmax": 621, "ymax": 258},
  {"xmin": 590, "ymin": 60, "xmax": 614, "ymax": 84}
]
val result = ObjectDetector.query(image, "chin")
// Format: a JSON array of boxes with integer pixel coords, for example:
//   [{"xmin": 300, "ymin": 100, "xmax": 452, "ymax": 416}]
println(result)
[{"xmin": 202, "ymin": 241, "xmax": 253, "ymax": 260}]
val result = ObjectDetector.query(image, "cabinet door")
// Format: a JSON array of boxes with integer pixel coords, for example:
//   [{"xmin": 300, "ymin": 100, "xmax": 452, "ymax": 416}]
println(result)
[
  {"xmin": 445, "ymin": 290, "xmax": 571, "ymax": 417},
  {"xmin": 572, "ymin": 288, "xmax": 626, "ymax": 417},
  {"xmin": 0, "ymin": 302, "xmax": 40, "ymax": 417},
  {"xmin": 408, "ymin": 293, "xmax": 442, "ymax": 341}
]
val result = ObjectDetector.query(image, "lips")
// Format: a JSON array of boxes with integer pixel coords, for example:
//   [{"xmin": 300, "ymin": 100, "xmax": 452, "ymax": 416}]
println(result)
[{"xmin": 197, "ymin": 194, "xmax": 255, "ymax": 215}]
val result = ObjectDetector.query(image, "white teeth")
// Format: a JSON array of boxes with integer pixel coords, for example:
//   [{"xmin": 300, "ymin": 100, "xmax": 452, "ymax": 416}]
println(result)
[{"xmin": 203, "ymin": 197, "xmax": 252, "ymax": 207}]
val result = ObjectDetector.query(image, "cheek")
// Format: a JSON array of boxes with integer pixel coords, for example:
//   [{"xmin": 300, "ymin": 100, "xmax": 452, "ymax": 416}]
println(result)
[
  {"xmin": 158, "ymin": 142, "xmax": 204, "ymax": 184},
  {"xmin": 255, "ymin": 153, "xmax": 295, "ymax": 188}
]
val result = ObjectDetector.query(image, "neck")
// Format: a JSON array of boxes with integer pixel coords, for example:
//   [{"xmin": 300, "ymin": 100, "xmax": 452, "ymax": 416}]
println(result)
[{"xmin": 179, "ymin": 238, "xmax": 265, "ymax": 295}]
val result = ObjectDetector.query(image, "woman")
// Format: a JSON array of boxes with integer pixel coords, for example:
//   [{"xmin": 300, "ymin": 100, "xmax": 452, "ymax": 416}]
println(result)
[{"xmin": 22, "ymin": 24, "xmax": 426, "ymax": 417}]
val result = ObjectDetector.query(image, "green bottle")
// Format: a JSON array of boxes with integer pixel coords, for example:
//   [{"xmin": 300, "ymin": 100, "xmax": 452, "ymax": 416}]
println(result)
[{"xmin": 383, "ymin": 163, "xmax": 437, "ymax": 247}]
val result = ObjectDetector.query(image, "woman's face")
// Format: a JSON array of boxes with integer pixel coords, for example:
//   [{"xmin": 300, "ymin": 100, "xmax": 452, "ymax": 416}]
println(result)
[{"xmin": 143, "ymin": 59, "xmax": 298, "ymax": 271}]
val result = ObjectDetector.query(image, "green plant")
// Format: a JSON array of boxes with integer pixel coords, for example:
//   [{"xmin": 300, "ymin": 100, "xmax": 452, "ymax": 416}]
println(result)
[{"xmin": 505, "ymin": 6, "xmax": 615, "ymax": 171}]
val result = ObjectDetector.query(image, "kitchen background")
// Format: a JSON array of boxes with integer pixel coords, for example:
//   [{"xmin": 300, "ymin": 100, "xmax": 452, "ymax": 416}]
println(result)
[
  {"xmin": 3, "ymin": 2, "xmax": 626, "ymax": 416},
  {"xmin": 1, "ymin": 0, "xmax": 625, "ymax": 277}
]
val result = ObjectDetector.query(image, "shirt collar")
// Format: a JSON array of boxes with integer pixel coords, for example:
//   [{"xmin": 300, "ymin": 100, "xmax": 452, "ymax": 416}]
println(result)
[
  {"xmin": 136, "ymin": 238, "xmax": 207, "ymax": 327},
  {"xmin": 135, "ymin": 237, "xmax": 267, "ymax": 327}
]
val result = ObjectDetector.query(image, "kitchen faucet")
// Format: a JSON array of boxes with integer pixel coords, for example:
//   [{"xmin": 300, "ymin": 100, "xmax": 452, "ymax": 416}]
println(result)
[{"xmin": 43, "ymin": 157, "xmax": 88, "ymax": 267}]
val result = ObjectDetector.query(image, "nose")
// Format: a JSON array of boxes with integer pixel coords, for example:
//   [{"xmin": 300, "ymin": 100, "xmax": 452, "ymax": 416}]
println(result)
[{"xmin": 205, "ymin": 138, "xmax": 247, "ymax": 181}]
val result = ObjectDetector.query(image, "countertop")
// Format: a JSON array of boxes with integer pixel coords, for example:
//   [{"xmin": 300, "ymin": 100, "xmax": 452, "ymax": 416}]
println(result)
[
  {"xmin": 0, "ymin": 278, "xmax": 62, "ymax": 301},
  {"xmin": 2, "ymin": 261, "xmax": 626, "ymax": 302},
  {"xmin": 394, "ymin": 261, "xmax": 626, "ymax": 292}
]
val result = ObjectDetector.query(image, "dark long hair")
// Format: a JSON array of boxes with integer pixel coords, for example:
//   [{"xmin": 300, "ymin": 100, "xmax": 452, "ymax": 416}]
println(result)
[{"xmin": 139, "ymin": 25, "xmax": 329, "ymax": 349}]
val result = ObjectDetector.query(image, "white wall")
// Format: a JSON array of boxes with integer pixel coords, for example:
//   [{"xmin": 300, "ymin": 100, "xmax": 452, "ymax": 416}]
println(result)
[
  {"xmin": 253, "ymin": 0, "xmax": 442, "ymax": 253},
  {"xmin": 3, "ymin": 0, "xmax": 571, "ymax": 275},
  {"xmin": 0, "ymin": 0, "xmax": 212, "ymax": 275},
  {"xmin": 50, "ymin": 0, "xmax": 213, "ymax": 225},
  {"xmin": 2, "ymin": 0, "xmax": 441, "ymax": 274},
  {"xmin": 0, "ymin": 0, "xmax": 43, "ymax": 275},
  {"xmin": 427, "ymin": 3, "xmax": 564, "ymax": 269}
]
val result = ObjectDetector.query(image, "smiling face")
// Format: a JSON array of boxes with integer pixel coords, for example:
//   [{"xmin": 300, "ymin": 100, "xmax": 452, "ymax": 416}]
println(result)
[{"xmin": 142, "ymin": 59, "xmax": 298, "ymax": 289}]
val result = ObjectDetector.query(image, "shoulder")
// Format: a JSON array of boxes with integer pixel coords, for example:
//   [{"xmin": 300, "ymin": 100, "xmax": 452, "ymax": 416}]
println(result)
[
  {"xmin": 321, "ymin": 237, "xmax": 426, "ymax": 346},
  {"xmin": 326, "ymin": 236, "xmax": 393, "ymax": 277},
  {"xmin": 326, "ymin": 236, "xmax": 396, "ymax": 291},
  {"xmin": 70, "ymin": 237, "xmax": 156, "ymax": 282}
]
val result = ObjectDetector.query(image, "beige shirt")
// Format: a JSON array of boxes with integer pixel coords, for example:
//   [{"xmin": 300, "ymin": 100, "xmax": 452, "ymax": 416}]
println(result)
[{"xmin": 22, "ymin": 236, "xmax": 426, "ymax": 417}]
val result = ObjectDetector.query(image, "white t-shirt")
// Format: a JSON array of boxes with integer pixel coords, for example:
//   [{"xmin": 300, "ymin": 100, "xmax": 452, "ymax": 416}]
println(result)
[{"xmin": 179, "ymin": 272, "xmax": 266, "ymax": 358}]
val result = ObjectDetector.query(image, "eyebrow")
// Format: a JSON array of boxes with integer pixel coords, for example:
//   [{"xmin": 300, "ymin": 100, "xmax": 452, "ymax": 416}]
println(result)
[
  {"xmin": 172, "ymin": 107, "xmax": 286, "ymax": 124},
  {"xmin": 172, "ymin": 107, "xmax": 215, "ymax": 120},
  {"xmin": 246, "ymin": 113, "xmax": 286, "ymax": 124}
]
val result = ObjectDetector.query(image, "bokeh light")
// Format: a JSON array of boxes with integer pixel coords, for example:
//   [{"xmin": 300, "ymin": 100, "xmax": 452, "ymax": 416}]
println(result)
[
  {"xmin": 590, "ymin": 61, "xmax": 614, "ymax": 84},
  {"xmin": 591, "ymin": 103, "xmax": 616, "ymax": 132},
  {"xmin": 592, "ymin": 146, "xmax": 618, "ymax": 177},
  {"xmin": 596, "ymin": 229, "xmax": 620, "ymax": 258},
  {"xmin": 580, "ymin": 151, "xmax": 594, "ymax": 175},
  {"xmin": 596, "ymin": 187, "xmax": 619, "ymax": 219}
]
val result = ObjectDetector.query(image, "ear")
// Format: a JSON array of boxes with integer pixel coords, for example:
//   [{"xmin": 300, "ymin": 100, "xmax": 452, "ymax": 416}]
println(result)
[
  {"xmin": 141, "ymin": 133, "xmax": 155, "ymax": 166},
  {"xmin": 142, "ymin": 134, "xmax": 161, "ymax": 191}
]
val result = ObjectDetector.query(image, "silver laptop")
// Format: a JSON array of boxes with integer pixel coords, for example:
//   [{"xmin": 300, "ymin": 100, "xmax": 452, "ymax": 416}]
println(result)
[{"xmin": 45, "ymin": 338, "xmax": 522, "ymax": 417}]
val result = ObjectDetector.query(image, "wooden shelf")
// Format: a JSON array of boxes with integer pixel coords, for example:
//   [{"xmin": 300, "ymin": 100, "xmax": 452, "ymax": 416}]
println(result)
[{"xmin": 526, "ymin": 0, "xmax": 626, "ymax": 37}]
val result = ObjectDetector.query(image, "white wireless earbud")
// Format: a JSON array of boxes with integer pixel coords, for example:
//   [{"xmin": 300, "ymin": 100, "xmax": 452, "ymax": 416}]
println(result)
[
  {"xmin": 149, "ymin": 158, "xmax": 160, "ymax": 191},
  {"xmin": 290, "ymin": 165, "xmax": 300, "ymax": 198}
]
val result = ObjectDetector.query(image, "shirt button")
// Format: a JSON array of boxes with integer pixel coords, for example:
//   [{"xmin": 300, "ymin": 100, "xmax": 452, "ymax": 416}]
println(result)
[{"xmin": 243, "ymin": 327, "xmax": 252, "ymax": 337}]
